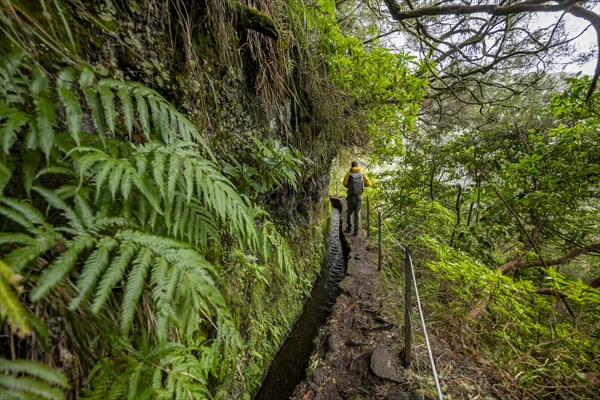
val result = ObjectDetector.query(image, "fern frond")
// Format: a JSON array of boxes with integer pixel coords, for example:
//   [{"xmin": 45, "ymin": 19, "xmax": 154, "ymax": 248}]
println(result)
[
  {"xmin": 0, "ymin": 359, "xmax": 69, "ymax": 387},
  {"xmin": 91, "ymin": 242, "xmax": 137, "ymax": 314},
  {"xmin": 32, "ymin": 186, "xmax": 85, "ymax": 233},
  {"xmin": 69, "ymin": 236, "xmax": 117, "ymax": 311},
  {"xmin": 0, "ymin": 259, "xmax": 32, "ymax": 335},
  {"xmin": 99, "ymin": 85, "xmax": 116, "ymax": 134},
  {"xmin": 56, "ymin": 68, "xmax": 82, "ymax": 145},
  {"xmin": 117, "ymin": 86, "xmax": 134, "ymax": 138},
  {"xmin": 0, "ymin": 197, "xmax": 46, "ymax": 226},
  {"xmin": 134, "ymin": 92, "xmax": 151, "ymax": 140},
  {"xmin": 35, "ymin": 166, "xmax": 75, "ymax": 180},
  {"xmin": 80, "ymin": 67, "xmax": 106, "ymax": 142},
  {"xmin": 151, "ymin": 257, "xmax": 172, "ymax": 342},
  {"xmin": 120, "ymin": 247, "xmax": 153, "ymax": 334},
  {"xmin": 152, "ymin": 149, "xmax": 167, "ymax": 198},
  {"xmin": 0, "ymin": 375, "xmax": 65, "ymax": 400},
  {"xmin": 0, "ymin": 106, "xmax": 29, "ymax": 154},
  {"xmin": 30, "ymin": 235, "xmax": 95, "ymax": 302},
  {"xmin": 0, "ymin": 52, "xmax": 29, "ymax": 106},
  {"xmin": 166, "ymin": 151, "xmax": 181, "ymax": 205},
  {"xmin": 159, "ymin": 101, "xmax": 171, "ymax": 144},
  {"xmin": 35, "ymin": 96, "xmax": 56, "ymax": 157},
  {"xmin": 0, "ymin": 358, "xmax": 69, "ymax": 400},
  {"xmin": 0, "ymin": 157, "xmax": 12, "ymax": 194},
  {"xmin": 72, "ymin": 191, "xmax": 94, "ymax": 229}
]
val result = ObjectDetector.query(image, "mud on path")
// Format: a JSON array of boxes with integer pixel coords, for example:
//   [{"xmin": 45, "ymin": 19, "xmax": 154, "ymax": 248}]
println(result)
[
  {"xmin": 289, "ymin": 198, "xmax": 513, "ymax": 400},
  {"xmin": 289, "ymin": 198, "xmax": 428, "ymax": 400}
]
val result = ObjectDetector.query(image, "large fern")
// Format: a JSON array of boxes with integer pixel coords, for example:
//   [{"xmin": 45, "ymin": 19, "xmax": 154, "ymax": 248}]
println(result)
[{"xmin": 1, "ymin": 51, "xmax": 297, "ymax": 398}]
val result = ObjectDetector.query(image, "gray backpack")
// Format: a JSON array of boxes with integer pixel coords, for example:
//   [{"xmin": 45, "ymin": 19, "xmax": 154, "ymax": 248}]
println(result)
[{"xmin": 347, "ymin": 172, "xmax": 364, "ymax": 195}]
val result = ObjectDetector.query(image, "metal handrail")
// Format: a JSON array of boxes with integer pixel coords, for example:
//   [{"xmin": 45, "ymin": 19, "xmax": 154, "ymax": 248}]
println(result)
[
  {"xmin": 376, "ymin": 218, "xmax": 443, "ymax": 400},
  {"xmin": 407, "ymin": 250, "xmax": 444, "ymax": 400}
]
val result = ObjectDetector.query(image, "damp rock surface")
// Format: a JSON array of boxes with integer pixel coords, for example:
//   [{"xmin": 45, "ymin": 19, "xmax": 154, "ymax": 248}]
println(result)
[{"xmin": 370, "ymin": 346, "xmax": 403, "ymax": 383}]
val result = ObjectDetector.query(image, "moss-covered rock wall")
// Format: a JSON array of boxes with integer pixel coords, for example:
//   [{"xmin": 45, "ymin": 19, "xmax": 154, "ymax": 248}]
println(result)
[{"xmin": 1, "ymin": 0, "xmax": 362, "ymax": 397}]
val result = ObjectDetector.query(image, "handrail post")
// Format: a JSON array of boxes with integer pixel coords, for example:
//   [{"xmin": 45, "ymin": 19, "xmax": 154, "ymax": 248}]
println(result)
[
  {"xmin": 404, "ymin": 247, "xmax": 412, "ymax": 367},
  {"xmin": 366, "ymin": 197, "xmax": 370, "ymax": 237},
  {"xmin": 377, "ymin": 211, "xmax": 382, "ymax": 271}
]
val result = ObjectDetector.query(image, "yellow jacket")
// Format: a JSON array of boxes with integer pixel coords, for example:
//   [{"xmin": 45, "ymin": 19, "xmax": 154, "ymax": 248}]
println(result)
[{"xmin": 343, "ymin": 166, "xmax": 372, "ymax": 188}]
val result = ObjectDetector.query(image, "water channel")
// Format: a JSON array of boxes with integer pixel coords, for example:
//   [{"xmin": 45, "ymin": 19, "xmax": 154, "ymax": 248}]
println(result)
[{"xmin": 254, "ymin": 199, "xmax": 348, "ymax": 400}]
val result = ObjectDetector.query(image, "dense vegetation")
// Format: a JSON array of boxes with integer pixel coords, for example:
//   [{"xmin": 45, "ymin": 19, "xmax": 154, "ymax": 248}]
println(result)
[
  {"xmin": 0, "ymin": 0, "xmax": 421, "ymax": 399},
  {"xmin": 370, "ymin": 76, "xmax": 599, "ymax": 398},
  {"xmin": 1, "ymin": 0, "xmax": 599, "ymax": 399}
]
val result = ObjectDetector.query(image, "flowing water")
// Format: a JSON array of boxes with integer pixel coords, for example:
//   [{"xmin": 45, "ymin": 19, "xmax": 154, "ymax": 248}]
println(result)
[{"xmin": 254, "ymin": 200, "xmax": 348, "ymax": 400}]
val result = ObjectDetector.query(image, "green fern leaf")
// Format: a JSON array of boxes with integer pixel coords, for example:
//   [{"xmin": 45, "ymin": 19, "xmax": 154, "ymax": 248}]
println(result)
[
  {"xmin": 56, "ymin": 68, "xmax": 82, "ymax": 145},
  {"xmin": 151, "ymin": 148, "xmax": 167, "ymax": 198},
  {"xmin": 166, "ymin": 154, "xmax": 181, "ymax": 204},
  {"xmin": 133, "ymin": 176, "xmax": 163, "ymax": 215},
  {"xmin": 30, "ymin": 235, "xmax": 94, "ymax": 302},
  {"xmin": 3, "ymin": 243, "xmax": 48, "ymax": 273},
  {"xmin": 72, "ymin": 191, "xmax": 94, "ymax": 230},
  {"xmin": 0, "ymin": 197, "xmax": 46, "ymax": 226},
  {"xmin": 120, "ymin": 247, "xmax": 153, "ymax": 334},
  {"xmin": 0, "ymin": 260, "xmax": 32, "ymax": 334},
  {"xmin": 1, "ymin": 107, "xmax": 29, "ymax": 154},
  {"xmin": 35, "ymin": 95, "xmax": 56, "ymax": 156},
  {"xmin": 120, "ymin": 168, "xmax": 134, "ymax": 200},
  {"xmin": 80, "ymin": 68, "xmax": 106, "ymax": 142},
  {"xmin": 32, "ymin": 186, "xmax": 85, "ymax": 233},
  {"xmin": 94, "ymin": 159, "xmax": 116, "ymax": 201},
  {"xmin": 0, "ymin": 158, "xmax": 12, "ymax": 194},
  {"xmin": 148, "ymin": 97, "xmax": 162, "ymax": 140},
  {"xmin": 69, "ymin": 236, "xmax": 117, "ymax": 311},
  {"xmin": 159, "ymin": 101, "xmax": 171, "ymax": 143},
  {"xmin": 35, "ymin": 166, "xmax": 75, "ymax": 180},
  {"xmin": 126, "ymin": 362, "xmax": 144, "ymax": 400},
  {"xmin": 108, "ymin": 161, "xmax": 125, "ymax": 200},
  {"xmin": 0, "ymin": 359, "xmax": 69, "ymax": 388},
  {"xmin": 99, "ymin": 85, "xmax": 116, "ymax": 134},
  {"xmin": 0, "ymin": 375, "xmax": 64, "ymax": 399},
  {"xmin": 91, "ymin": 242, "xmax": 137, "ymax": 314},
  {"xmin": 134, "ymin": 93, "xmax": 151, "ymax": 140},
  {"xmin": 118, "ymin": 86, "xmax": 134, "ymax": 138},
  {"xmin": 183, "ymin": 158, "xmax": 194, "ymax": 203},
  {"xmin": 0, "ymin": 232, "xmax": 36, "ymax": 245},
  {"xmin": 151, "ymin": 257, "xmax": 171, "ymax": 342}
]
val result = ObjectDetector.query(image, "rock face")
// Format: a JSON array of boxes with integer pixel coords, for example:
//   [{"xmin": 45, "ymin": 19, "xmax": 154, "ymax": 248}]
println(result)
[{"xmin": 370, "ymin": 346, "xmax": 404, "ymax": 383}]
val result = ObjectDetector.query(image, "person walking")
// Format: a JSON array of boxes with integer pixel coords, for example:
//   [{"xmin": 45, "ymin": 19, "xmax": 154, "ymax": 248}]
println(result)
[{"xmin": 343, "ymin": 161, "xmax": 371, "ymax": 236}]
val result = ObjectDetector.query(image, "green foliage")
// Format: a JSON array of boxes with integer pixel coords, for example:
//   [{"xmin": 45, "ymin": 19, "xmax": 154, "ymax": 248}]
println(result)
[
  {"xmin": 0, "ymin": 259, "xmax": 32, "ymax": 335},
  {"xmin": 420, "ymin": 237, "xmax": 599, "ymax": 399},
  {"xmin": 286, "ymin": 0, "xmax": 426, "ymax": 160},
  {"xmin": 0, "ymin": 358, "xmax": 70, "ymax": 400},
  {"xmin": 222, "ymin": 137, "xmax": 305, "ymax": 200},
  {"xmin": 0, "ymin": 52, "xmax": 299, "ymax": 398},
  {"xmin": 376, "ymin": 75, "xmax": 600, "ymax": 398}
]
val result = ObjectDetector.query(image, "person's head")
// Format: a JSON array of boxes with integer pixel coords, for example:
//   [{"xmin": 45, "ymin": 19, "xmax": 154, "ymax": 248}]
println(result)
[{"xmin": 351, "ymin": 160, "xmax": 359, "ymax": 168}]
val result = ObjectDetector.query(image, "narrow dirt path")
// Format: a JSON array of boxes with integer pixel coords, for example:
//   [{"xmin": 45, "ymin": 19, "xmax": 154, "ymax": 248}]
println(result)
[{"xmin": 290, "ymin": 198, "xmax": 429, "ymax": 400}]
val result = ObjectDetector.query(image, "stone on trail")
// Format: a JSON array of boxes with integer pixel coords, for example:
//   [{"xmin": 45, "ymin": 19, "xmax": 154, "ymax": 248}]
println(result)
[{"xmin": 369, "ymin": 346, "xmax": 403, "ymax": 383}]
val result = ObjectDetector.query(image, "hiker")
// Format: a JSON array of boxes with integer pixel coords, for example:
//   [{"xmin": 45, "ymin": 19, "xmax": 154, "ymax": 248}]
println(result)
[{"xmin": 343, "ymin": 161, "xmax": 371, "ymax": 236}]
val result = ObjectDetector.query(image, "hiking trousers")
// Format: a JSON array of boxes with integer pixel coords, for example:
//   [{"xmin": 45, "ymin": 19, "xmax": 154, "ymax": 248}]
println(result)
[{"xmin": 346, "ymin": 194, "xmax": 362, "ymax": 233}]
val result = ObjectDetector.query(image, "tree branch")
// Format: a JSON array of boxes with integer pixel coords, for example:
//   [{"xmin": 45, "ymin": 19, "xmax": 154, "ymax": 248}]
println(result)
[
  {"xmin": 383, "ymin": 0, "xmax": 600, "ymax": 100},
  {"xmin": 514, "ymin": 243, "xmax": 600, "ymax": 270}
]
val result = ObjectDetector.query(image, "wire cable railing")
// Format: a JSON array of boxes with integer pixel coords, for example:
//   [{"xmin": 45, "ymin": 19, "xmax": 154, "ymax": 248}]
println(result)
[
  {"xmin": 406, "ymin": 247, "xmax": 444, "ymax": 400},
  {"xmin": 366, "ymin": 200, "xmax": 443, "ymax": 400}
]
